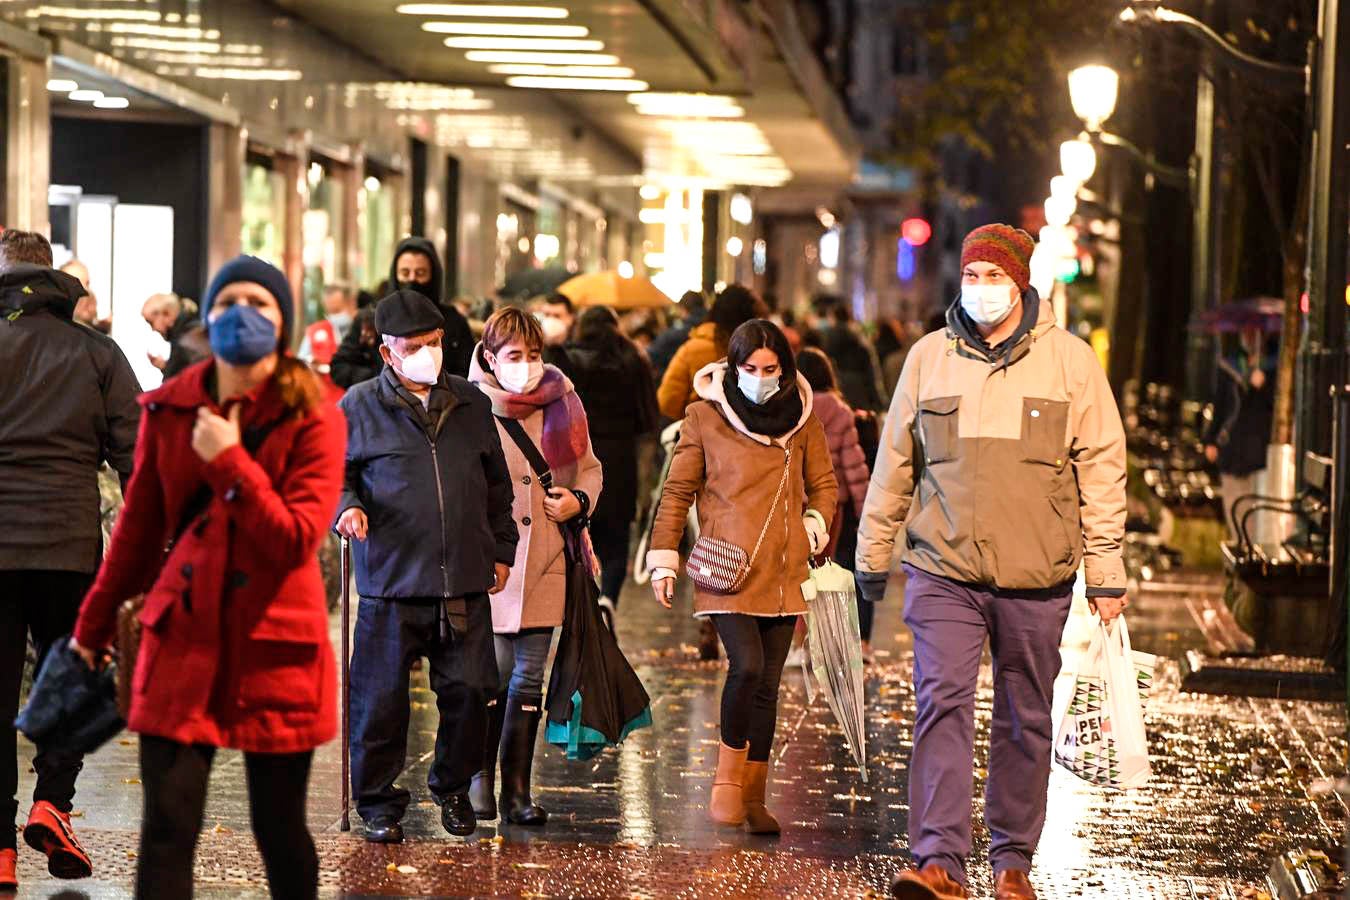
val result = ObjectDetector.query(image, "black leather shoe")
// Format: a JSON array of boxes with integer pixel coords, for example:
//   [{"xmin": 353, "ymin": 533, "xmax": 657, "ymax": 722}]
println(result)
[
  {"xmin": 441, "ymin": 793, "xmax": 477, "ymax": 837},
  {"xmin": 363, "ymin": 817, "xmax": 404, "ymax": 844}
]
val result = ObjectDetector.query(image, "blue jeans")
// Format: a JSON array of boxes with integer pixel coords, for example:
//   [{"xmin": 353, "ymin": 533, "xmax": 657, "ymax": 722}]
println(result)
[
  {"xmin": 348, "ymin": 595, "xmax": 497, "ymax": 822},
  {"xmin": 493, "ymin": 628, "xmax": 555, "ymax": 697}
]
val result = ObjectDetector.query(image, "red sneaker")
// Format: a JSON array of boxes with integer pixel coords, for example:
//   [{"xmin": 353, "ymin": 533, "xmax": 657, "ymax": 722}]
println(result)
[
  {"xmin": 0, "ymin": 847, "xmax": 16, "ymax": 891},
  {"xmin": 23, "ymin": 801, "xmax": 92, "ymax": 879}
]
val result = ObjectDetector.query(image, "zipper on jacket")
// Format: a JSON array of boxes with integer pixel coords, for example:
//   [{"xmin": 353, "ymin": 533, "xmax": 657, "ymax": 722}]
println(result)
[
  {"xmin": 779, "ymin": 445, "xmax": 789, "ymax": 614},
  {"xmin": 428, "ymin": 439, "xmax": 452, "ymax": 600}
]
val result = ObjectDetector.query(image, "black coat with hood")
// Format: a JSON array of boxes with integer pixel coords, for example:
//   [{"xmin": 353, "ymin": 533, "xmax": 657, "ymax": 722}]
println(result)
[
  {"xmin": 330, "ymin": 237, "xmax": 474, "ymax": 387},
  {"xmin": 564, "ymin": 330, "xmax": 660, "ymax": 522},
  {"xmin": 0, "ymin": 265, "xmax": 141, "ymax": 572}
]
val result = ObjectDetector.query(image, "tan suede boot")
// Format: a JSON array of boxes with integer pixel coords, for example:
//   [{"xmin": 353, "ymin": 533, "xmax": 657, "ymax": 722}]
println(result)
[
  {"xmin": 742, "ymin": 761, "xmax": 780, "ymax": 835},
  {"xmin": 709, "ymin": 742, "xmax": 748, "ymax": 825}
]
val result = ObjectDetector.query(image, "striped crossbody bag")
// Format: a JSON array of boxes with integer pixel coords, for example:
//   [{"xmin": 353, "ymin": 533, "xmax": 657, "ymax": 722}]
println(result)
[{"xmin": 685, "ymin": 448, "xmax": 792, "ymax": 594}]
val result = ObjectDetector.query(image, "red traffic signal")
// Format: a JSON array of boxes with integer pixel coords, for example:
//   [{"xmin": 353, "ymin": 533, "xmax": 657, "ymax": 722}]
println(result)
[{"xmin": 901, "ymin": 218, "xmax": 932, "ymax": 246}]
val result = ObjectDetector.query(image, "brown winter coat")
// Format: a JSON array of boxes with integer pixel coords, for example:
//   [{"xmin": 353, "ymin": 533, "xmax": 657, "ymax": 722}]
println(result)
[
  {"xmin": 856, "ymin": 297, "xmax": 1128, "ymax": 595},
  {"xmin": 647, "ymin": 361, "xmax": 838, "ymax": 617},
  {"xmin": 656, "ymin": 322, "xmax": 725, "ymax": 419}
]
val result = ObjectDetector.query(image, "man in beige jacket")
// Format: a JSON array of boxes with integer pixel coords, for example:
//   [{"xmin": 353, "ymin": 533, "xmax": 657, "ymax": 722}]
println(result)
[{"xmin": 855, "ymin": 225, "xmax": 1128, "ymax": 900}]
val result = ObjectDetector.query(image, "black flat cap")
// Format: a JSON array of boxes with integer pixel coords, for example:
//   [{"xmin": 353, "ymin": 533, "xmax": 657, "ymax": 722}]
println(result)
[{"xmin": 375, "ymin": 288, "xmax": 443, "ymax": 337}]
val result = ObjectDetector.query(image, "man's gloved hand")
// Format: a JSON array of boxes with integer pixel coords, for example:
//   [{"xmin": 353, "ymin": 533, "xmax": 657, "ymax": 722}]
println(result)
[{"xmin": 855, "ymin": 570, "xmax": 888, "ymax": 603}]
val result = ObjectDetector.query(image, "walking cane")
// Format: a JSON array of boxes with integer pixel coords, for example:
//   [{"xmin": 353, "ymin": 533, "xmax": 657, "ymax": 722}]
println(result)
[{"xmin": 340, "ymin": 536, "xmax": 351, "ymax": 832}]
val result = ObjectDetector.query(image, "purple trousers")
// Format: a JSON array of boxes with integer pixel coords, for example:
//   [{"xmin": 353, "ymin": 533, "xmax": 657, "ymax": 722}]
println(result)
[{"xmin": 901, "ymin": 564, "xmax": 1073, "ymax": 884}]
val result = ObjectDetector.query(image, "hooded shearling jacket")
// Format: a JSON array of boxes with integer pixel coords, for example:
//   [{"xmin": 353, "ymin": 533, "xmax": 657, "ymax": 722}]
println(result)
[
  {"xmin": 855, "ymin": 294, "xmax": 1127, "ymax": 597},
  {"xmin": 647, "ymin": 361, "xmax": 838, "ymax": 617}
]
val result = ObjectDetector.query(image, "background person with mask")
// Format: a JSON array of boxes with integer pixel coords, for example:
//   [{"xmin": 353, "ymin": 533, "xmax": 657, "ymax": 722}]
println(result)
[
  {"xmin": 854, "ymin": 224, "xmax": 1128, "ymax": 900},
  {"xmin": 299, "ymin": 282, "xmax": 357, "ymax": 391},
  {"xmin": 336, "ymin": 290, "xmax": 518, "ymax": 844},
  {"xmin": 536, "ymin": 293, "xmax": 575, "ymax": 370},
  {"xmin": 647, "ymin": 320, "xmax": 837, "ymax": 837},
  {"xmin": 331, "ymin": 236, "xmax": 474, "ymax": 387},
  {"xmin": 0, "ymin": 230, "xmax": 140, "ymax": 891},
  {"xmin": 71, "ymin": 255, "xmax": 345, "ymax": 900},
  {"xmin": 467, "ymin": 307, "xmax": 602, "ymax": 828}
]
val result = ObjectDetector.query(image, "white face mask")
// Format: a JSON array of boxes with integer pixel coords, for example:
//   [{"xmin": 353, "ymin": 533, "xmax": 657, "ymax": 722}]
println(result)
[
  {"xmin": 538, "ymin": 313, "xmax": 569, "ymax": 345},
  {"xmin": 328, "ymin": 311, "xmax": 354, "ymax": 333},
  {"xmin": 737, "ymin": 369, "xmax": 780, "ymax": 405},
  {"xmin": 392, "ymin": 344, "xmax": 442, "ymax": 385},
  {"xmin": 960, "ymin": 283, "xmax": 1020, "ymax": 327},
  {"xmin": 496, "ymin": 359, "xmax": 545, "ymax": 394}
]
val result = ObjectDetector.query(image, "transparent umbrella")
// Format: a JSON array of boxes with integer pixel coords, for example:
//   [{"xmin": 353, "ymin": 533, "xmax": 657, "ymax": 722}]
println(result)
[{"xmin": 804, "ymin": 561, "xmax": 868, "ymax": 782}]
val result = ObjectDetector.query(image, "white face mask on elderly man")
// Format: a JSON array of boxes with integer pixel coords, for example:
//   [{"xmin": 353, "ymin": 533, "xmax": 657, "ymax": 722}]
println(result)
[
  {"xmin": 392, "ymin": 344, "xmax": 442, "ymax": 385},
  {"xmin": 960, "ymin": 283, "xmax": 1019, "ymax": 327}
]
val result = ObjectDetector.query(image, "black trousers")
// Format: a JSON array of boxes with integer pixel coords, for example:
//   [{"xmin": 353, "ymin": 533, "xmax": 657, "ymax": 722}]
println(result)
[
  {"xmin": 137, "ymin": 735, "xmax": 317, "ymax": 900},
  {"xmin": 349, "ymin": 595, "xmax": 498, "ymax": 822},
  {"xmin": 712, "ymin": 614, "xmax": 797, "ymax": 763},
  {"xmin": 0, "ymin": 569, "xmax": 91, "ymax": 850}
]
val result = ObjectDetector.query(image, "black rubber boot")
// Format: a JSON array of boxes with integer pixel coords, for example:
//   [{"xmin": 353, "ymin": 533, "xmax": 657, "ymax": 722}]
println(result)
[
  {"xmin": 469, "ymin": 692, "xmax": 507, "ymax": 819},
  {"xmin": 498, "ymin": 692, "xmax": 548, "ymax": 826}
]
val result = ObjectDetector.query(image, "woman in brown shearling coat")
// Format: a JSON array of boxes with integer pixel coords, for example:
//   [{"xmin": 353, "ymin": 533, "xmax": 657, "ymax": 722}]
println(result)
[{"xmin": 647, "ymin": 320, "xmax": 837, "ymax": 835}]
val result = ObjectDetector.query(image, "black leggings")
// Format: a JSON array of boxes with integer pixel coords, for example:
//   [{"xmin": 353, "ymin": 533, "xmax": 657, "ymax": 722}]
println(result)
[
  {"xmin": 712, "ymin": 614, "xmax": 797, "ymax": 763},
  {"xmin": 137, "ymin": 735, "xmax": 317, "ymax": 900}
]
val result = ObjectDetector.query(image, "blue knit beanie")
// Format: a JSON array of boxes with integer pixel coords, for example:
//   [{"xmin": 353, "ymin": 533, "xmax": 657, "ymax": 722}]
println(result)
[{"xmin": 201, "ymin": 256, "xmax": 294, "ymax": 341}]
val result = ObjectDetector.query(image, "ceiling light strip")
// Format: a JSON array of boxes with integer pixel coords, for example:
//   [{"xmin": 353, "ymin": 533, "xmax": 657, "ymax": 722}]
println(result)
[
  {"xmin": 504, "ymin": 75, "xmax": 650, "ymax": 91},
  {"xmin": 422, "ymin": 22, "xmax": 586, "ymax": 36},
  {"xmin": 395, "ymin": 3, "xmax": 568, "ymax": 18},
  {"xmin": 443, "ymin": 36, "xmax": 602, "ymax": 50}
]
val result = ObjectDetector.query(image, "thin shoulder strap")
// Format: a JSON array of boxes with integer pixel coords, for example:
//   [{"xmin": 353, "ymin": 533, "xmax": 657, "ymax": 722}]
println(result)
[
  {"xmin": 495, "ymin": 415, "xmax": 554, "ymax": 491},
  {"xmin": 742, "ymin": 448, "xmax": 792, "ymax": 576}
]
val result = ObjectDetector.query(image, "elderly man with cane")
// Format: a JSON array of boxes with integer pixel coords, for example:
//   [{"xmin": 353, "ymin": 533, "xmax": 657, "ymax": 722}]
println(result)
[{"xmin": 336, "ymin": 289, "xmax": 518, "ymax": 841}]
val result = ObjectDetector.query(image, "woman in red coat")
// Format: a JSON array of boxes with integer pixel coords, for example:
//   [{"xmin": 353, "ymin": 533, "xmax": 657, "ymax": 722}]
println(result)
[{"xmin": 71, "ymin": 256, "xmax": 345, "ymax": 900}]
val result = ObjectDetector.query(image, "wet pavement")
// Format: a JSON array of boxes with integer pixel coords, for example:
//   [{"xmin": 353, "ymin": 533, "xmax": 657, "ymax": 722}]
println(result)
[{"xmin": 12, "ymin": 570, "xmax": 1347, "ymax": 898}]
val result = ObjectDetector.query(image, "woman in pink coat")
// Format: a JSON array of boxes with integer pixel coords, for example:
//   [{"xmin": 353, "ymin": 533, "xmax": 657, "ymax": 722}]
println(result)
[
  {"xmin": 797, "ymin": 348, "xmax": 875, "ymax": 658},
  {"xmin": 467, "ymin": 307, "xmax": 602, "ymax": 826}
]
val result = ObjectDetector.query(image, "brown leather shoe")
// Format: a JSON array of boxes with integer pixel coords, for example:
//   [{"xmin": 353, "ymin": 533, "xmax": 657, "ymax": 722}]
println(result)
[
  {"xmin": 994, "ymin": 869, "xmax": 1036, "ymax": 900},
  {"xmin": 890, "ymin": 864, "xmax": 968, "ymax": 900}
]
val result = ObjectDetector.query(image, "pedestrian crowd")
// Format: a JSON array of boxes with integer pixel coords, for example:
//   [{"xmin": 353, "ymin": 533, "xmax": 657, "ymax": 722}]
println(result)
[{"xmin": 1, "ymin": 222, "xmax": 1130, "ymax": 900}]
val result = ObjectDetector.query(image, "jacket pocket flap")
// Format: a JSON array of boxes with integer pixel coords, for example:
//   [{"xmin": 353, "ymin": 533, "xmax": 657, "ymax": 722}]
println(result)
[
  {"xmin": 138, "ymin": 588, "xmax": 177, "ymax": 629},
  {"xmin": 918, "ymin": 395, "xmax": 961, "ymax": 416},
  {"xmin": 248, "ymin": 606, "xmax": 326, "ymax": 645}
]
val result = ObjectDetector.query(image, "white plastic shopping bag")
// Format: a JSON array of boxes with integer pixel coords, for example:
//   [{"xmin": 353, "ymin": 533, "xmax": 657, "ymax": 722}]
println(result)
[{"xmin": 1054, "ymin": 617, "xmax": 1154, "ymax": 789}]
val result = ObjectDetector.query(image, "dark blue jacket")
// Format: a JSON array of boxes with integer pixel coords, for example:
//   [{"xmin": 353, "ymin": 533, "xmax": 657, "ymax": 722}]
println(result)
[{"xmin": 339, "ymin": 367, "xmax": 518, "ymax": 600}]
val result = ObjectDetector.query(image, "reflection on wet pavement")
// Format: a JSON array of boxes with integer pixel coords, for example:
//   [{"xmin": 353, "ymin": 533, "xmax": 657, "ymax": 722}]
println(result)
[{"xmin": 14, "ymin": 573, "xmax": 1346, "ymax": 898}]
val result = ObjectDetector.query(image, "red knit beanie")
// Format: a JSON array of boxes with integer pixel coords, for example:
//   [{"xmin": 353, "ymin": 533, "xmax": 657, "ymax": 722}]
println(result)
[{"xmin": 960, "ymin": 224, "xmax": 1035, "ymax": 293}]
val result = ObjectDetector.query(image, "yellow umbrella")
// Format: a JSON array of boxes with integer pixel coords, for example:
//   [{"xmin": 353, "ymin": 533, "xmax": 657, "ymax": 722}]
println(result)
[{"xmin": 557, "ymin": 271, "xmax": 674, "ymax": 310}]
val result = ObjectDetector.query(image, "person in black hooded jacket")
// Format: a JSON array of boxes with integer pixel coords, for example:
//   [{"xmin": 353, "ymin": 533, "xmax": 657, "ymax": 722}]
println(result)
[
  {"xmin": 564, "ymin": 306, "xmax": 659, "ymax": 623},
  {"xmin": 0, "ymin": 230, "xmax": 140, "ymax": 887},
  {"xmin": 330, "ymin": 237, "xmax": 474, "ymax": 387}
]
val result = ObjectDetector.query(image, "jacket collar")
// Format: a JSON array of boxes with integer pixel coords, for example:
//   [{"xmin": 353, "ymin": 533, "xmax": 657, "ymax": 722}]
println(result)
[
  {"xmin": 140, "ymin": 358, "xmax": 286, "ymax": 424},
  {"xmin": 693, "ymin": 360, "xmax": 814, "ymax": 446},
  {"xmin": 944, "ymin": 290, "xmax": 1056, "ymax": 367}
]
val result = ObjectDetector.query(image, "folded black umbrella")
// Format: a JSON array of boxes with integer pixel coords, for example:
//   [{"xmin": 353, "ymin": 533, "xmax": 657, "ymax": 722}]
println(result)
[
  {"xmin": 15, "ymin": 637, "xmax": 124, "ymax": 755},
  {"xmin": 545, "ymin": 525, "xmax": 652, "ymax": 760}
]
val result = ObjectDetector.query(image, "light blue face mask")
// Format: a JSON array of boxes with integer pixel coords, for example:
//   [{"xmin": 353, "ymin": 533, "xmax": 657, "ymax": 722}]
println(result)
[{"xmin": 737, "ymin": 368, "xmax": 780, "ymax": 405}]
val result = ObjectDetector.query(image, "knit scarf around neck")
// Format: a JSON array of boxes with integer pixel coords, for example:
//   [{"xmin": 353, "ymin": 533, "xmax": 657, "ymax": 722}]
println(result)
[
  {"xmin": 722, "ymin": 366, "xmax": 804, "ymax": 438},
  {"xmin": 475, "ymin": 363, "xmax": 590, "ymax": 484}
]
